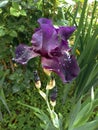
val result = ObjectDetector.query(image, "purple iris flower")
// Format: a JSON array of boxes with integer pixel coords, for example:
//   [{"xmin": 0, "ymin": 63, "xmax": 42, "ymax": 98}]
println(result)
[{"xmin": 13, "ymin": 18, "xmax": 80, "ymax": 83}]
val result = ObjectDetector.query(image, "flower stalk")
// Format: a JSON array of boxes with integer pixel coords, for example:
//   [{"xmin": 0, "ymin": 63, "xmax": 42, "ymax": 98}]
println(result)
[{"xmin": 34, "ymin": 70, "xmax": 60, "ymax": 129}]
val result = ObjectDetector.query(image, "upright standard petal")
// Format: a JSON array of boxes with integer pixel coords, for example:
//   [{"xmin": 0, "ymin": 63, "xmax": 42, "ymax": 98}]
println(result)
[
  {"xmin": 41, "ymin": 24, "xmax": 59, "ymax": 55},
  {"xmin": 31, "ymin": 29, "xmax": 43, "ymax": 51},
  {"xmin": 13, "ymin": 44, "xmax": 39, "ymax": 64},
  {"xmin": 31, "ymin": 24, "xmax": 59, "ymax": 57},
  {"xmin": 38, "ymin": 18, "xmax": 53, "ymax": 27},
  {"xmin": 31, "ymin": 17, "xmax": 53, "ymax": 52},
  {"xmin": 41, "ymin": 52, "xmax": 80, "ymax": 83},
  {"xmin": 58, "ymin": 26, "xmax": 76, "ymax": 40}
]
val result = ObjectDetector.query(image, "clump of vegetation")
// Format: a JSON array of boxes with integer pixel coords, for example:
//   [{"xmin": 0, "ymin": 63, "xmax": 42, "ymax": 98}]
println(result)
[{"xmin": 0, "ymin": 0, "xmax": 98, "ymax": 130}]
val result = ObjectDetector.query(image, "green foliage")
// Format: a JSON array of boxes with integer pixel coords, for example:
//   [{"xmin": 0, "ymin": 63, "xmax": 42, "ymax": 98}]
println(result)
[
  {"xmin": 0, "ymin": 88, "xmax": 47, "ymax": 130},
  {"xmin": 0, "ymin": 68, "xmax": 11, "ymax": 119},
  {"xmin": 67, "ymin": 97, "xmax": 98, "ymax": 130},
  {"xmin": 0, "ymin": 0, "xmax": 98, "ymax": 130},
  {"xmin": 17, "ymin": 101, "xmax": 58, "ymax": 130},
  {"xmin": 74, "ymin": 0, "xmax": 98, "ymax": 98}
]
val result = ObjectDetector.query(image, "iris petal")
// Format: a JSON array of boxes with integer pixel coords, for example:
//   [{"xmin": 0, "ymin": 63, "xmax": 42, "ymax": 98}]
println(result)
[
  {"xmin": 14, "ymin": 44, "xmax": 39, "ymax": 64},
  {"xmin": 41, "ymin": 24, "xmax": 58, "ymax": 55},
  {"xmin": 38, "ymin": 18, "xmax": 53, "ymax": 27},
  {"xmin": 50, "ymin": 40, "xmax": 70, "ymax": 57},
  {"xmin": 42, "ymin": 53, "xmax": 80, "ymax": 83},
  {"xmin": 31, "ymin": 23, "xmax": 59, "ymax": 57},
  {"xmin": 31, "ymin": 29, "xmax": 43, "ymax": 51},
  {"xmin": 58, "ymin": 26, "xmax": 76, "ymax": 40}
]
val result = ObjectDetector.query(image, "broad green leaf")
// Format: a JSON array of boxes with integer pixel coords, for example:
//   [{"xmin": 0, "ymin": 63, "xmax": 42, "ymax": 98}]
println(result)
[
  {"xmin": 85, "ymin": 62, "xmax": 98, "ymax": 87},
  {"xmin": 50, "ymin": 110, "xmax": 60, "ymax": 128},
  {"xmin": 69, "ymin": 99, "xmax": 98, "ymax": 130},
  {"xmin": 12, "ymin": 1, "xmax": 20, "ymax": 9},
  {"xmin": 72, "ymin": 120, "xmax": 98, "ymax": 130},
  {"xmin": 0, "ymin": 9, "xmax": 2, "ymax": 13},
  {"xmin": 20, "ymin": 9, "xmax": 26, "ymax": 16},
  {"xmin": 9, "ymin": 30, "xmax": 17, "ymax": 37},
  {"xmin": 73, "ymin": 0, "xmax": 88, "ymax": 53},
  {"xmin": 0, "ymin": 108, "xmax": 3, "ymax": 121},
  {"xmin": 68, "ymin": 98, "xmax": 81, "ymax": 129},
  {"xmin": 0, "ymin": 26, "xmax": 6, "ymax": 36},
  {"xmin": 0, "ymin": 88, "xmax": 11, "ymax": 115},
  {"xmin": 18, "ymin": 25, "xmax": 25, "ymax": 32},
  {"xmin": 73, "ymin": 103, "xmax": 92, "ymax": 127},
  {"xmin": 17, "ymin": 102, "xmax": 55, "ymax": 129},
  {"xmin": 10, "ymin": 7, "xmax": 20, "ymax": 17}
]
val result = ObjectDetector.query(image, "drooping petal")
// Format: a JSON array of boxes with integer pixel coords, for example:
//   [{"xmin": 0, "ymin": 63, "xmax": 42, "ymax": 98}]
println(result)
[
  {"xmin": 41, "ymin": 53, "xmax": 80, "ymax": 83},
  {"xmin": 13, "ymin": 44, "xmax": 39, "ymax": 64},
  {"xmin": 58, "ymin": 26, "xmax": 76, "ymax": 40}
]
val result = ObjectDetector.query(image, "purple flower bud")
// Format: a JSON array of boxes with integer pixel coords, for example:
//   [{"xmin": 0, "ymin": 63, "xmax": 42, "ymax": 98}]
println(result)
[
  {"xmin": 33, "ymin": 70, "xmax": 40, "ymax": 82},
  {"xmin": 33, "ymin": 70, "xmax": 41, "ymax": 89},
  {"xmin": 50, "ymin": 87, "xmax": 58, "ymax": 102}
]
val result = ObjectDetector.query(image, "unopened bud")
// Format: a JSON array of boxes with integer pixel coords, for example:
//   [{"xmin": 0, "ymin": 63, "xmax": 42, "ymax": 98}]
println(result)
[
  {"xmin": 33, "ymin": 70, "xmax": 41, "ymax": 89},
  {"xmin": 50, "ymin": 87, "xmax": 57, "ymax": 102},
  {"xmin": 43, "ymin": 68, "xmax": 51, "ymax": 76},
  {"xmin": 50, "ymin": 100, "xmax": 56, "ymax": 107},
  {"xmin": 46, "ymin": 78, "xmax": 55, "ymax": 90},
  {"xmin": 14, "ymin": 63, "xmax": 18, "ymax": 67},
  {"xmin": 33, "ymin": 70, "xmax": 40, "ymax": 82},
  {"xmin": 35, "ymin": 80, "xmax": 41, "ymax": 89}
]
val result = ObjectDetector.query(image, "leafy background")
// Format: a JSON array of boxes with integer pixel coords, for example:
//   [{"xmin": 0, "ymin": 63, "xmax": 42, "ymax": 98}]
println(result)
[{"xmin": 0, "ymin": 0, "xmax": 98, "ymax": 130}]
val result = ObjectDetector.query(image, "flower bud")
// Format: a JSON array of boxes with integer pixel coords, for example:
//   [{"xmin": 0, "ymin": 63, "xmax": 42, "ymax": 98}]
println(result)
[
  {"xmin": 33, "ymin": 70, "xmax": 41, "ymax": 89},
  {"xmin": 50, "ymin": 100, "xmax": 56, "ymax": 107},
  {"xmin": 50, "ymin": 87, "xmax": 57, "ymax": 102},
  {"xmin": 33, "ymin": 70, "xmax": 40, "ymax": 82},
  {"xmin": 46, "ymin": 78, "xmax": 55, "ymax": 90},
  {"xmin": 35, "ymin": 80, "xmax": 41, "ymax": 89},
  {"xmin": 43, "ymin": 68, "xmax": 51, "ymax": 76}
]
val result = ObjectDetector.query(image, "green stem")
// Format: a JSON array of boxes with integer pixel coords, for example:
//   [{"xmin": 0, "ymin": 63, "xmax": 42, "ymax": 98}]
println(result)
[
  {"xmin": 46, "ymin": 89, "xmax": 60, "ymax": 130},
  {"xmin": 46, "ymin": 89, "xmax": 52, "ymax": 113}
]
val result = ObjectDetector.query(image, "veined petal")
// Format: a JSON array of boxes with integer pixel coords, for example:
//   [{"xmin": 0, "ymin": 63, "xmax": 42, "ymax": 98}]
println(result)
[
  {"xmin": 42, "ymin": 53, "xmax": 80, "ymax": 83},
  {"xmin": 31, "ymin": 24, "xmax": 59, "ymax": 57},
  {"xmin": 13, "ymin": 44, "xmax": 39, "ymax": 64},
  {"xmin": 31, "ymin": 29, "xmax": 43, "ymax": 51},
  {"xmin": 58, "ymin": 26, "xmax": 76, "ymax": 40},
  {"xmin": 31, "ymin": 17, "xmax": 53, "ymax": 52},
  {"xmin": 50, "ymin": 40, "xmax": 70, "ymax": 57},
  {"xmin": 41, "ymin": 24, "xmax": 59, "ymax": 54}
]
